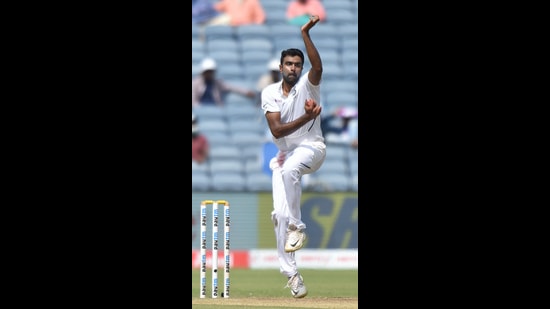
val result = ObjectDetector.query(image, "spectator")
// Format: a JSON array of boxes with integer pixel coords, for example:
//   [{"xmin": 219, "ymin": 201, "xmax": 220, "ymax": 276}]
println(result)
[
  {"xmin": 322, "ymin": 106, "xmax": 358, "ymax": 146},
  {"xmin": 212, "ymin": 0, "xmax": 266, "ymax": 26},
  {"xmin": 255, "ymin": 59, "xmax": 282, "ymax": 105},
  {"xmin": 192, "ymin": 114, "xmax": 210, "ymax": 164},
  {"xmin": 192, "ymin": 58, "xmax": 256, "ymax": 107},
  {"xmin": 286, "ymin": 0, "xmax": 326, "ymax": 26},
  {"xmin": 192, "ymin": 0, "xmax": 220, "ymax": 25}
]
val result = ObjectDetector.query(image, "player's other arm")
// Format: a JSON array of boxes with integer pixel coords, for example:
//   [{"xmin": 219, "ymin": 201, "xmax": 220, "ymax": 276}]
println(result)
[{"xmin": 265, "ymin": 99, "xmax": 321, "ymax": 139}]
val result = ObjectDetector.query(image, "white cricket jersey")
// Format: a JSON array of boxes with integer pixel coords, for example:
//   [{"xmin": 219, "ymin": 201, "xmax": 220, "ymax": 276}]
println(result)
[{"xmin": 261, "ymin": 71, "xmax": 325, "ymax": 152}]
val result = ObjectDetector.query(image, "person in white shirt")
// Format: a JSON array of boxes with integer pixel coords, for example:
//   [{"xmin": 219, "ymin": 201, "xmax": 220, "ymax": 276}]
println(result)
[{"xmin": 260, "ymin": 15, "xmax": 325, "ymax": 299}]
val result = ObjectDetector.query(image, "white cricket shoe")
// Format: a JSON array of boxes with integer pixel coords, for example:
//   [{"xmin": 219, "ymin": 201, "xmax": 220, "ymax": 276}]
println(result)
[
  {"xmin": 284, "ymin": 224, "xmax": 306, "ymax": 252},
  {"xmin": 286, "ymin": 273, "xmax": 308, "ymax": 298}
]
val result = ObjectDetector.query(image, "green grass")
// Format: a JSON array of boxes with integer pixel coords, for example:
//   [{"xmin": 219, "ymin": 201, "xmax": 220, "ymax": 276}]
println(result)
[{"xmin": 192, "ymin": 268, "xmax": 358, "ymax": 304}]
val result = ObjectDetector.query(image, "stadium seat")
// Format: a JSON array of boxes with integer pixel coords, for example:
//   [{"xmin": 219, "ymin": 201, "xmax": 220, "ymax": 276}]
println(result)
[
  {"xmin": 323, "ymin": 80, "xmax": 358, "ymax": 95},
  {"xmin": 235, "ymin": 24, "xmax": 270, "ymax": 40},
  {"xmin": 245, "ymin": 172, "xmax": 273, "ymax": 192},
  {"xmin": 241, "ymin": 50, "xmax": 272, "ymax": 64},
  {"xmin": 216, "ymin": 63, "xmax": 244, "ymax": 80},
  {"xmin": 193, "ymin": 105, "xmax": 227, "ymax": 121},
  {"xmin": 318, "ymin": 159, "xmax": 349, "ymax": 175},
  {"xmin": 210, "ymin": 159, "xmax": 245, "ymax": 174},
  {"xmin": 207, "ymin": 50, "xmax": 241, "ymax": 65},
  {"xmin": 315, "ymin": 173, "xmax": 351, "ymax": 192},
  {"xmin": 336, "ymin": 24, "xmax": 358, "ymax": 40},
  {"xmin": 326, "ymin": 147, "xmax": 351, "ymax": 163},
  {"xmin": 320, "ymin": 63, "xmax": 345, "ymax": 80},
  {"xmin": 225, "ymin": 104, "xmax": 262, "ymax": 121},
  {"xmin": 310, "ymin": 23, "xmax": 338, "ymax": 38},
  {"xmin": 203, "ymin": 25, "xmax": 235, "ymax": 41},
  {"xmin": 192, "ymin": 171, "xmax": 211, "ymax": 191},
  {"xmin": 325, "ymin": 9, "xmax": 356, "ymax": 25},
  {"xmin": 323, "ymin": 0, "xmax": 353, "ymax": 11},
  {"xmin": 325, "ymin": 91, "xmax": 358, "ymax": 108},
  {"xmin": 273, "ymin": 38, "xmax": 305, "ymax": 55},
  {"xmin": 198, "ymin": 119, "xmax": 230, "ymax": 135},
  {"xmin": 192, "ymin": 38, "xmax": 206, "ymax": 53},
  {"xmin": 265, "ymin": 9, "xmax": 288, "ymax": 25},
  {"xmin": 206, "ymin": 38, "xmax": 239, "ymax": 54},
  {"xmin": 228, "ymin": 119, "xmax": 264, "ymax": 135},
  {"xmin": 239, "ymin": 38, "xmax": 274, "ymax": 54},
  {"xmin": 269, "ymin": 24, "xmax": 302, "ymax": 41},
  {"xmin": 230, "ymin": 132, "xmax": 264, "ymax": 147},
  {"xmin": 192, "ymin": 161, "xmax": 210, "ymax": 174},
  {"xmin": 210, "ymin": 172, "xmax": 246, "ymax": 191},
  {"xmin": 209, "ymin": 145, "xmax": 242, "ymax": 161}
]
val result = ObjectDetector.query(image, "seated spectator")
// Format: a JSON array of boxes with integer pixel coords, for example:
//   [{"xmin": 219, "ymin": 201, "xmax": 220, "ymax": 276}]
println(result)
[
  {"xmin": 255, "ymin": 59, "xmax": 281, "ymax": 105},
  {"xmin": 286, "ymin": 0, "xmax": 326, "ymax": 26},
  {"xmin": 192, "ymin": 0, "xmax": 220, "ymax": 25},
  {"xmin": 192, "ymin": 114, "xmax": 210, "ymax": 164},
  {"xmin": 322, "ymin": 106, "xmax": 358, "ymax": 146},
  {"xmin": 212, "ymin": 0, "xmax": 266, "ymax": 26},
  {"xmin": 192, "ymin": 58, "xmax": 256, "ymax": 107}
]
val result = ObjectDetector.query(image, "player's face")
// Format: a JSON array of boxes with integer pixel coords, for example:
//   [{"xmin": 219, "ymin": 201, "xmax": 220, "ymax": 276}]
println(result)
[{"xmin": 281, "ymin": 56, "xmax": 303, "ymax": 85}]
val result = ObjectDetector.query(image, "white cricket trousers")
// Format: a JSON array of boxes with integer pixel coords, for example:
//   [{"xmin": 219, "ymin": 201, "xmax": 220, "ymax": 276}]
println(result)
[{"xmin": 270, "ymin": 141, "xmax": 326, "ymax": 278}]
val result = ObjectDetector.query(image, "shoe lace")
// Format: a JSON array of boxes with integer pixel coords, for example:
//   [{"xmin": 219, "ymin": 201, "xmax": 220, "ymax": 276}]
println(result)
[{"xmin": 284, "ymin": 274, "xmax": 302, "ymax": 290}]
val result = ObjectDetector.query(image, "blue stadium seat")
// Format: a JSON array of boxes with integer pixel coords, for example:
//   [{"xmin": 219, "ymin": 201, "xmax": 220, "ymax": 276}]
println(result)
[
  {"xmin": 325, "ymin": 92, "xmax": 358, "ymax": 108},
  {"xmin": 310, "ymin": 23, "xmax": 338, "ymax": 38},
  {"xmin": 269, "ymin": 24, "xmax": 302, "ymax": 41},
  {"xmin": 192, "ymin": 38, "xmax": 206, "ymax": 53},
  {"xmin": 216, "ymin": 63, "xmax": 244, "ymax": 80},
  {"xmin": 315, "ymin": 172, "xmax": 351, "ymax": 192},
  {"xmin": 193, "ymin": 105, "xmax": 226, "ymax": 121},
  {"xmin": 325, "ymin": 145, "xmax": 350, "ymax": 161},
  {"xmin": 210, "ymin": 159, "xmax": 244, "ymax": 174},
  {"xmin": 341, "ymin": 38, "xmax": 358, "ymax": 51},
  {"xmin": 206, "ymin": 39, "xmax": 239, "ymax": 54},
  {"xmin": 207, "ymin": 50, "xmax": 241, "ymax": 65},
  {"xmin": 235, "ymin": 24, "xmax": 270, "ymax": 40},
  {"xmin": 192, "ymin": 50, "xmax": 205, "ymax": 66},
  {"xmin": 192, "ymin": 161, "xmax": 210, "ymax": 174},
  {"xmin": 230, "ymin": 132, "xmax": 264, "ymax": 147},
  {"xmin": 320, "ymin": 63, "xmax": 345, "ymax": 80},
  {"xmin": 318, "ymin": 159, "xmax": 349, "ymax": 175},
  {"xmin": 205, "ymin": 132, "xmax": 233, "ymax": 147},
  {"xmin": 325, "ymin": 9, "xmax": 356, "ymax": 25},
  {"xmin": 198, "ymin": 119, "xmax": 230, "ymax": 134},
  {"xmin": 224, "ymin": 92, "xmax": 255, "ymax": 107},
  {"xmin": 261, "ymin": 0, "xmax": 288, "ymax": 11},
  {"xmin": 323, "ymin": 80, "xmax": 358, "ymax": 95},
  {"xmin": 323, "ymin": 0, "xmax": 353, "ymax": 11},
  {"xmin": 265, "ymin": 9, "xmax": 288, "ymax": 25},
  {"xmin": 273, "ymin": 38, "xmax": 305, "ymax": 55},
  {"xmin": 209, "ymin": 145, "xmax": 242, "ymax": 161},
  {"xmin": 228, "ymin": 119, "xmax": 264, "ymax": 134},
  {"xmin": 225, "ymin": 104, "xmax": 262, "ymax": 120},
  {"xmin": 192, "ymin": 171, "xmax": 211, "ymax": 191},
  {"xmin": 192, "ymin": 24, "xmax": 200, "ymax": 39},
  {"xmin": 241, "ymin": 50, "xmax": 272, "ymax": 64},
  {"xmin": 336, "ymin": 24, "xmax": 358, "ymax": 40},
  {"xmin": 192, "ymin": 63, "xmax": 201, "ymax": 78},
  {"xmin": 245, "ymin": 172, "xmax": 273, "ymax": 192},
  {"xmin": 239, "ymin": 38, "xmax": 274, "ymax": 53},
  {"xmin": 317, "ymin": 50, "xmax": 340, "ymax": 65},
  {"xmin": 203, "ymin": 25, "xmax": 235, "ymax": 41},
  {"xmin": 210, "ymin": 172, "xmax": 246, "ymax": 191}
]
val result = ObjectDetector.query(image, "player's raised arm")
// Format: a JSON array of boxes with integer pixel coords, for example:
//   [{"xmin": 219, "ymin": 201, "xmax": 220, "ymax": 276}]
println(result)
[{"xmin": 301, "ymin": 15, "xmax": 322, "ymax": 86}]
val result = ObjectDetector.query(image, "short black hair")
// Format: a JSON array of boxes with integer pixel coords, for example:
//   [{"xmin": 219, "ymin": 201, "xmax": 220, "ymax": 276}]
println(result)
[{"xmin": 280, "ymin": 48, "xmax": 304, "ymax": 65}]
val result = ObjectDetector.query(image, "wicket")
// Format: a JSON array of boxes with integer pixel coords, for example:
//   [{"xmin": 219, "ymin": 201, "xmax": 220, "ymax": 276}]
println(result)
[{"xmin": 200, "ymin": 200, "xmax": 230, "ymax": 298}]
